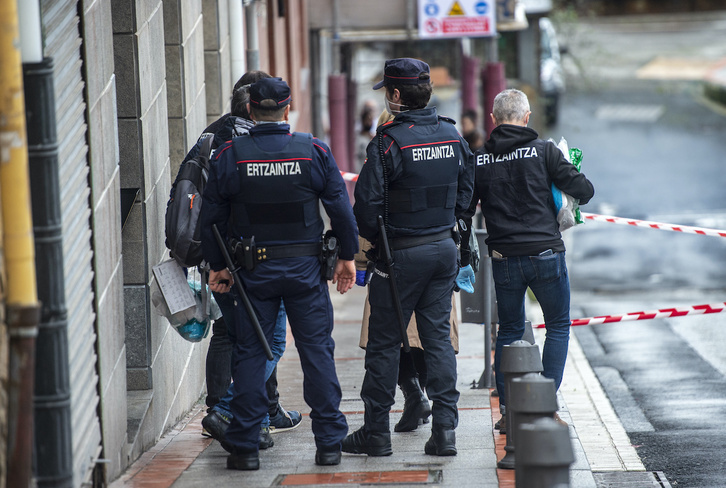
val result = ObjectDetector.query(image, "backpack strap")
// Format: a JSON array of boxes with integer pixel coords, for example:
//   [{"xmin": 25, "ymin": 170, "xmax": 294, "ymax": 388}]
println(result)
[{"xmin": 199, "ymin": 134, "xmax": 215, "ymax": 169}]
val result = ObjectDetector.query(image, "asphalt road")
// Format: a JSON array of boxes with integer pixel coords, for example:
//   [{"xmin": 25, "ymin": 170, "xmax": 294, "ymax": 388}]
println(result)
[{"xmin": 544, "ymin": 11, "xmax": 726, "ymax": 488}]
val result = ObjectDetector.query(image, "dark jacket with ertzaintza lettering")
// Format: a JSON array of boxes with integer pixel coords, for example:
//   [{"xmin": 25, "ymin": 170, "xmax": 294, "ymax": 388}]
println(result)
[
  {"xmin": 460, "ymin": 123, "xmax": 594, "ymax": 261},
  {"xmin": 200, "ymin": 122, "xmax": 358, "ymax": 272},
  {"xmin": 353, "ymin": 107, "xmax": 475, "ymax": 243}
]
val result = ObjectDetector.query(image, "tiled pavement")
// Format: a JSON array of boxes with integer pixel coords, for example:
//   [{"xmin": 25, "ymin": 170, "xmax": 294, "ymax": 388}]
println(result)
[{"xmin": 111, "ymin": 284, "xmax": 658, "ymax": 488}]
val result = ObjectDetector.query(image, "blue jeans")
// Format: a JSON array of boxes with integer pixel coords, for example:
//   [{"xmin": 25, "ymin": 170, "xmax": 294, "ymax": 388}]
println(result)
[
  {"xmin": 491, "ymin": 251, "xmax": 570, "ymax": 406},
  {"xmin": 213, "ymin": 300, "xmax": 287, "ymax": 428}
]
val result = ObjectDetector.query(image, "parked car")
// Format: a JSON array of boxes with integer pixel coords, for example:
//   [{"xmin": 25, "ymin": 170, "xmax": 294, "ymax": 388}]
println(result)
[{"xmin": 539, "ymin": 17, "xmax": 566, "ymax": 126}]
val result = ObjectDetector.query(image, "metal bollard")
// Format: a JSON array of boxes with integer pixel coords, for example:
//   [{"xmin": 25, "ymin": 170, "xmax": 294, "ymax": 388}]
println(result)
[
  {"xmin": 497, "ymin": 340, "xmax": 543, "ymax": 469},
  {"xmin": 516, "ymin": 417, "xmax": 575, "ymax": 488},
  {"xmin": 521, "ymin": 320, "xmax": 535, "ymax": 345},
  {"xmin": 510, "ymin": 373, "xmax": 558, "ymax": 483}
]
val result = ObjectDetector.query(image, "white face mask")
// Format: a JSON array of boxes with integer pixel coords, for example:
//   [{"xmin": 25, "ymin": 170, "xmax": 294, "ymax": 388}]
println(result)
[{"xmin": 384, "ymin": 93, "xmax": 407, "ymax": 115}]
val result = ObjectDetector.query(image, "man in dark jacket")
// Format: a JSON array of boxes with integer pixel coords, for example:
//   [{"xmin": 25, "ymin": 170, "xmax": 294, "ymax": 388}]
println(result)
[
  {"xmin": 459, "ymin": 88, "xmax": 594, "ymax": 425},
  {"xmin": 201, "ymin": 77, "xmax": 358, "ymax": 470},
  {"xmin": 171, "ymin": 71, "xmax": 301, "ymax": 451},
  {"xmin": 344, "ymin": 58, "xmax": 474, "ymax": 458}
]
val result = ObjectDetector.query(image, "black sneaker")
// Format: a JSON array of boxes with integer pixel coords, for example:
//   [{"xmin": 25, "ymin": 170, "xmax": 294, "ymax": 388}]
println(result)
[
  {"xmin": 201, "ymin": 411, "xmax": 230, "ymax": 443},
  {"xmin": 341, "ymin": 427, "xmax": 392, "ymax": 456},
  {"xmin": 269, "ymin": 405, "xmax": 303, "ymax": 433}
]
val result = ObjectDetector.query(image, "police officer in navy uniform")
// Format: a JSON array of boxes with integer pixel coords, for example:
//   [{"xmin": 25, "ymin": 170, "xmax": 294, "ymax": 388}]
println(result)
[
  {"xmin": 343, "ymin": 58, "xmax": 474, "ymax": 457},
  {"xmin": 201, "ymin": 77, "xmax": 358, "ymax": 470}
]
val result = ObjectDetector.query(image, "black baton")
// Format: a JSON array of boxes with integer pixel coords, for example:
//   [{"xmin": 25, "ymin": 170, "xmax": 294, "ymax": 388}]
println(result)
[
  {"xmin": 212, "ymin": 224, "xmax": 273, "ymax": 361},
  {"xmin": 377, "ymin": 215, "xmax": 411, "ymax": 353}
]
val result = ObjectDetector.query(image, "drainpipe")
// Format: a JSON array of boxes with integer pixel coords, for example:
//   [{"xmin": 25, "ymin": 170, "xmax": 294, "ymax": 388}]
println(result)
[
  {"xmin": 244, "ymin": 0, "xmax": 259, "ymax": 71},
  {"xmin": 1, "ymin": 1, "xmax": 42, "ymax": 487},
  {"xmin": 25, "ymin": 57, "xmax": 73, "ymax": 488},
  {"xmin": 230, "ymin": 0, "xmax": 245, "ymax": 84},
  {"xmin": 327, "ymin": 0, "xmax": 351, "ymax": 197},
  {"xmin": 406, "ymin": 0, "xmax": 416, "ymax": 39}
]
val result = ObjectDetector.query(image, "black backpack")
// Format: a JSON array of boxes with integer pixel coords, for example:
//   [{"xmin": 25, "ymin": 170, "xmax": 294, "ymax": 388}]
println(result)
[{"xmin": 165, "ymin": 134, "xmax": 215, "ymax": 268}]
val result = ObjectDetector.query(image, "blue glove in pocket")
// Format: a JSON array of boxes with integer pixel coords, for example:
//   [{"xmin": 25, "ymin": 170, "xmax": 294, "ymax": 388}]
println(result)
[
  {"xmin": 355, "ymin": 269, "xmax": 367, "ymax": 287},
  {"xmin": 456, "ymin": 265, "xmax": 476, "ymax": 294}
]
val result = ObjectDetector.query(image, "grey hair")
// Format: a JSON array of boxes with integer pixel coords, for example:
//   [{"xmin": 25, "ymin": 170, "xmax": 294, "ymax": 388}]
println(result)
[{"xmin": 492, "ymin": 89, "xmax": 530, "ymax": 123}]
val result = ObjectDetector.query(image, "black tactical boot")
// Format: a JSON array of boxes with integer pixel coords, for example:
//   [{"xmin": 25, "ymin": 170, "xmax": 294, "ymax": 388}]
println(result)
[
  {"xmin": 394, "ymin": 376, "xmax": 432, "ymax": 432},
  {"xmin": 341, "ymin": 427, "xmax": 392, "ymax": 456},
  {"xmin": 227, "ymin": 450, "xmax": 259, "ymax": 470},
  {"xmin": 424, "ymin": 426, "xmax": 457, "ymax": 456}
]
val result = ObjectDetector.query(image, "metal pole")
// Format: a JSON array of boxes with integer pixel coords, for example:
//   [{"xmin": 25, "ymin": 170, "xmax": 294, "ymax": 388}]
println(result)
[
  {"xmin": 483, "ymin": 61, "xmax": 506, "ymax": 137},
  {"xmin": 328, "ymin": 74, "xmax": 349, "ymax": 172},
  {"xmin": 331, "ymin": 0, "xmax": 340, "ymax": 74},
  {"xmin": 461, "ymin": 52, "xmax": 480, "ymax": 114},
  {"xmin": 244, "ymin": 0, "xmax": 259, "ymax": 71},
  {"xmin": 0, "ymin": 0, "xmax": 43, "ymax": 484},
  {"xmin": 476, "ymin": 253, "xmax": 493, "ymax": 388}
]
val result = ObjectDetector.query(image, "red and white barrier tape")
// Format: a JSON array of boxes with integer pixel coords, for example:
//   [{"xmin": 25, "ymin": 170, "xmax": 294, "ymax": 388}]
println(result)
[
  {"xmin": 340, "ymin": 171, "xmax": 359, "ymax": 182},
  {"xmin": 534, "ymin": 302, "xmax": 726, "ymax": 328},
  {"xmin": 341, "ymin": 172, "xmax": 726, "ymax": 238},
  {"xmin": 582, "ymin": 212, "xmax": 726, "ymax": 238}
]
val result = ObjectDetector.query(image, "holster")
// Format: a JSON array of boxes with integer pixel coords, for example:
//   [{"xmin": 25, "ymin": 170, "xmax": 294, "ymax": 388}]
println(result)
[
  {"xmin": 320, "ymin": 230, "xmax": 339, "ymax": 281},
  {"xmin": 228, "ymin": 236, "xmax": 257, "ymax": 271}
]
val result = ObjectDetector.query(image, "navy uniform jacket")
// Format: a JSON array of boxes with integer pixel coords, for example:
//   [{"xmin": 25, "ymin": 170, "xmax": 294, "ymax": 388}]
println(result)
[
  {"xmin": 460, "ymin": 123, "xmax": 594, "ymax": 261},
  {"xmin": 200, "ymin": 122, "xmax": 358, "ymax": 271},
  {"xmin": 353, "ymin": 107, "xmax": 475, "ymax": 243}
]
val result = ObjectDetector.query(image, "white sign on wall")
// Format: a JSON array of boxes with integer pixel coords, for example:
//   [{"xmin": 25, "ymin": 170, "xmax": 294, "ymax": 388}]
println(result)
[{"xmin": 418, "ymin": 0, "xmax": 497, "ymax": 39}]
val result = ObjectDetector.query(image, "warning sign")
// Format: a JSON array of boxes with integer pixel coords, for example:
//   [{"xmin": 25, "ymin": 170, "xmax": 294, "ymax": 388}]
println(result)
[
  {"xmin": 449, "ymin": 1, "xmax": 465, "ymax": 15},
  {"xmin": 418, "ymin": 0, "xmax": 496, "ymax": 38}
]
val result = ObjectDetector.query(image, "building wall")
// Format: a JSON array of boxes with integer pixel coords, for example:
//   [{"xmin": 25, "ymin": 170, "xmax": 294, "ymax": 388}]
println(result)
[
  {"xmin": 112, "ymin": 0, "xmax": 209, "ymax": 470},
  {"xmin": 6, "ymin": 1, "xmax": 314, "ymax": 485},
  {"xmin": 81, "ymin": 0, "xmax": 127, "ymax": 480}
]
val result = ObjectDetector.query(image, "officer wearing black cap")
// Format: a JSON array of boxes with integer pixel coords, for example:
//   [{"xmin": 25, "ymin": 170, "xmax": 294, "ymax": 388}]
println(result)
[
  {"xmin": 201, "ymin": 77, "xmax": 359, "ymax": 470},
  {"xmin": 343, "ymin": 58, "xmax": 474, "ymax": 457}
]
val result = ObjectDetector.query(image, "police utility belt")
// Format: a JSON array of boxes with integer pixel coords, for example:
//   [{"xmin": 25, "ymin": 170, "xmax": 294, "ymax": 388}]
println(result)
[
  {"xmin": 227, "ymin": 232, "xmax": 339, "ymax": 280},
  {"xmin": 364, "ymin": 229, "xmax": 454, "ymax": 281}
]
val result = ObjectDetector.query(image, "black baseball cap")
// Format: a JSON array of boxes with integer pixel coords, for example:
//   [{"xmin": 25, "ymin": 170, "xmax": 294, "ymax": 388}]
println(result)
[
  {"xmin": 249, "ymin": 77, "xmax": 291, "ymax": 108},
  {"xmin": 373, "ymin": 58, "xmax": 431, "ymax": 90}
]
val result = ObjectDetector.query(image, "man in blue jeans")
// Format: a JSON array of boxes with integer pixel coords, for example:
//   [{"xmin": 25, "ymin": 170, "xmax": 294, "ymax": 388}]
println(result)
[{"xmin": 458, "ymin": 88, "xmax": 594, "ymax": 424}]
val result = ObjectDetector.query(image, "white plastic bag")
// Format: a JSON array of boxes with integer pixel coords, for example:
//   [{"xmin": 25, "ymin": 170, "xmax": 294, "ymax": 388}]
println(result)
[
  {"xmin": 151, "ymin": 266, "xmax": 222, "ymax": 342},
  {"xmin": 548, "ymin": 137, "xmax": 581, "ymax": 232}
]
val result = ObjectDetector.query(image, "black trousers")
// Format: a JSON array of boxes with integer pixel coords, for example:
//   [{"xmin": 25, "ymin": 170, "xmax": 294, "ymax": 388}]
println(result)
[{"xmin": 361, "ymin": 238, "xmax": 460, "ymax": 432}]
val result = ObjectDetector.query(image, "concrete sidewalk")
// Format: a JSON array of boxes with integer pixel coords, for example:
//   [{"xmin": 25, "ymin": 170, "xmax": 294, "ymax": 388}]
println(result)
[{"xmin": 111, "ymin": 284, "xmax": 663, "ymax": 487}]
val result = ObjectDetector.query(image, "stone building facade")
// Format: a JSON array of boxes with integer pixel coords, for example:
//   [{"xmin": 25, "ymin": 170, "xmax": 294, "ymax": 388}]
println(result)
[{"xmin": 2, "ymin": 1, "xmax": 311, "ymax": 485}]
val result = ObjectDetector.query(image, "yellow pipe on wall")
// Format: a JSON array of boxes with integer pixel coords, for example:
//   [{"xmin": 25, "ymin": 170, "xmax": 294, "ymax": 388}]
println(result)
[{"xmin": 0, "ymin": 0, "xmax": 38, "ymax": 306}]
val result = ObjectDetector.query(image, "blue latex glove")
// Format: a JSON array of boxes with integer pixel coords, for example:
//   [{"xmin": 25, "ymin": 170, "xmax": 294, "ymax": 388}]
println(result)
[
  {"xmin": 456, "ymin": 265, "xmax": 476, "ymax": 294},
  {"xmin": 355, "ymin": 270, "xmax": 367, "ymax": 287}
]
